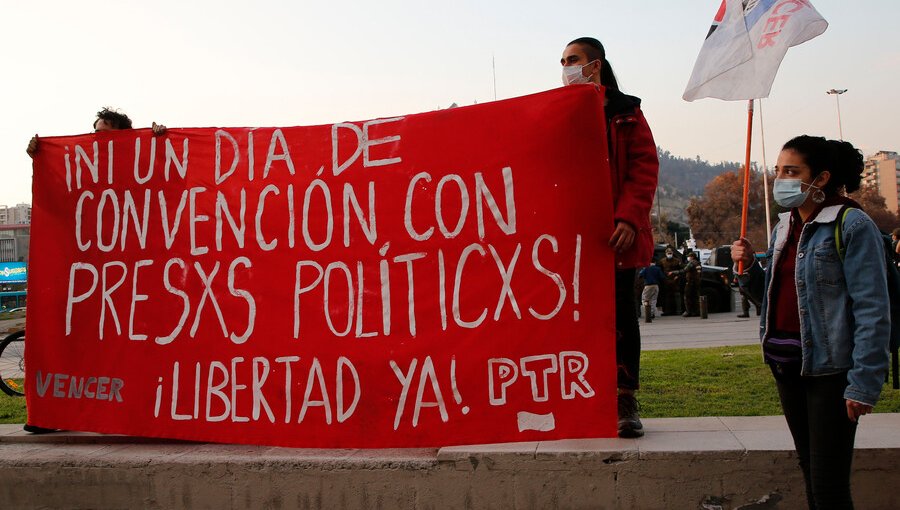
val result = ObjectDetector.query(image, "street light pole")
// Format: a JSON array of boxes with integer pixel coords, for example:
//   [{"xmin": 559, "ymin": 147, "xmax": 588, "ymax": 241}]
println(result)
[{"xmin": 826, "ymin": 88, "xmax": 847, "ymax": 140}]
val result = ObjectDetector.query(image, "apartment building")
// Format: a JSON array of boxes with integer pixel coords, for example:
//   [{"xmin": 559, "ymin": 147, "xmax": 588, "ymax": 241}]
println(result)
[
  {"xmin": 0, "ymin": 203, "xmax": 31, "ymax": 225},
  {"xmin": 862, "ymin": 151, "xmax": 900, "ymax": 213}
]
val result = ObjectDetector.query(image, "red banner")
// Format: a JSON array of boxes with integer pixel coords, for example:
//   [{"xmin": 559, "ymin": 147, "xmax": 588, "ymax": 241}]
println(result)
[{"xmin": 26, "ymin": 85, "xmax": 616, "ymax": 448}]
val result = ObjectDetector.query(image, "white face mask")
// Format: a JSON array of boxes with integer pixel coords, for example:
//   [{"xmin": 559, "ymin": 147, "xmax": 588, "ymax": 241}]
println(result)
[{"xmin": 561, "ymin": 60, "xmax": 597, "ymax": 86}]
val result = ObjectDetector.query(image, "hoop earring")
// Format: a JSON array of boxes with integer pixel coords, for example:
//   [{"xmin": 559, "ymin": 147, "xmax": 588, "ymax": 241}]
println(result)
[{"xmin": 812, "ymin": 189, "xmax": 826, "ymax": 204}]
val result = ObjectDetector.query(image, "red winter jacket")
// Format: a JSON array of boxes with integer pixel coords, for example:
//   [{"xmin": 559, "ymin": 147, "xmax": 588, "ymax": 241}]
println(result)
[{"xmin": 604, "ymin": 89, "xmax": 659, "ymax": 270}]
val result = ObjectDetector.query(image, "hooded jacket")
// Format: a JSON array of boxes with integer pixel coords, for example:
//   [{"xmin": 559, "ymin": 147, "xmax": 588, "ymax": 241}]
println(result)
[{"xmin": 604, "ymin": 89, "xmax": 659, "ymax": 270}]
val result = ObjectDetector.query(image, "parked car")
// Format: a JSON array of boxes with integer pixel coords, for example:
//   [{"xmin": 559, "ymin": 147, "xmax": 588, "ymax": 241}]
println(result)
[
  {"xmin": 698, "ymin": 264, "xmax": 733, "ymax": 313},
  {"xmin": 697, "ymin": 249, "xmax": 712, "ymax": 265},
  {"xmin": 706, "ymin": 245, "xmax": 733, "ymax": 268}
]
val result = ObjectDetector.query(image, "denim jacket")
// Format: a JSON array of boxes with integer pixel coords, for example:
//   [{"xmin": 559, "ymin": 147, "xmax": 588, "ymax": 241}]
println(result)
[{"xmin": 740, "ymin": 205, "xmax": 890, "ymax": 406}]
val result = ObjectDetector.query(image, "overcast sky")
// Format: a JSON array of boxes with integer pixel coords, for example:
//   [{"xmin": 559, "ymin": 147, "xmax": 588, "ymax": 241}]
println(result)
[{"xmin": 1, "ymin": 0, "xmax": 897, "ymax": 206}]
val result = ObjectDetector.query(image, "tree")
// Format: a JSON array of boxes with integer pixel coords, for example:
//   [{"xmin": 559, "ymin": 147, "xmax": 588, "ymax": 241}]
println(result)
[
  {"xmin": 849, "ymin": 186, "xmax": 900, "ymax": 232},
  {"xmin": 651, "ymin": 213, "xmax": 690, "ymax": 246},
  {"xmin": 657, "ymin": 147, "xmax": 741, "ymax": 197},
  {"xmin": 686, "ymin": 168, "xmax": 772, "ymax": 250}
]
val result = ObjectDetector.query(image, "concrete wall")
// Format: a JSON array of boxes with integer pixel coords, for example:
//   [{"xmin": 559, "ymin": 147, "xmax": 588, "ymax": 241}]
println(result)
[{"xmin": 2, "ymin": 416, "xmax": 899, "ymax": 509}]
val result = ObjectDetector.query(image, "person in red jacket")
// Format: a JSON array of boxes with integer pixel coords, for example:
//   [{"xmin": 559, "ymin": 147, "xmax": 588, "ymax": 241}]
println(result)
[{"xmin": 562, "ymin": 37, "xmax": 660, "ymax": 438}]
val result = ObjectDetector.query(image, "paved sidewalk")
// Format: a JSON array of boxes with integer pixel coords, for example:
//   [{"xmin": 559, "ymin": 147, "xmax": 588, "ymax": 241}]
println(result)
[
  {"xmin": 0, "ymin": 317, "xmax": 25, "ymax": 335},
  {"xmin": 4, "ymin": 413, "xmax": 898, "ymax": 450},
  {"xmin": 640, "ymin": 311, "xmax": 761, "ymax": 350}
]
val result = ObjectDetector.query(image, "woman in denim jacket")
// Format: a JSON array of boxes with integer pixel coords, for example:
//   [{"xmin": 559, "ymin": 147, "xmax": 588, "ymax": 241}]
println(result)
[{"xmin": 732, "ymin": 135, "xmax": 890, "ymax": 510}]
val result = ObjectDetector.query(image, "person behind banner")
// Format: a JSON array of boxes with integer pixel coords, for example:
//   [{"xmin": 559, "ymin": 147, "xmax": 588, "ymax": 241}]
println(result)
[
  {"xmin": 23, "ymin": 106, "xmax": 164, "ymax": 435},
  {"xmin": 732, "ymin": 135, "xmax": 890, "ymax": 509},
  {"xmin": 561, "ymin": 37, "xmax": 659, "ymax": 438},
  {"xmin": 26, "ymin": 107, "xmax": 167, "ymax": 158}
]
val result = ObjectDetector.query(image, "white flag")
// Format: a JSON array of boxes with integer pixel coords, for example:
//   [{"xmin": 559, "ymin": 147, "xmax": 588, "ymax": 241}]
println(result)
[{"xmin": 683, "ymin": 0, "xmax": 828, "ymax": 102}]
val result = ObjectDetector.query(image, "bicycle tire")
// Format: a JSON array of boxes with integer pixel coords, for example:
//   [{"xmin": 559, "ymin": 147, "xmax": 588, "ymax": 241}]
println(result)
[{"xmin": 0, "ymin": 330, "xmax": 25, "ymax": 397}]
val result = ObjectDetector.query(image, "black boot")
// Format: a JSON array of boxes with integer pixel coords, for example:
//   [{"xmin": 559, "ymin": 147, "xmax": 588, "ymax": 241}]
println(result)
[{"xmin": 617, "ymin": 393, "xmax": 644, "ymax": 438}]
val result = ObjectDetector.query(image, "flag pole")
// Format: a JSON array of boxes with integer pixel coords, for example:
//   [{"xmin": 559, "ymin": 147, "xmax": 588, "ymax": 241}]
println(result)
[
  {"xmin": 759, "ymin": 99, "xmax": 772, "ymax": 246},
  {"xmin": 738, "ymin": 99, "xmax": 754, "ymax": 274}
]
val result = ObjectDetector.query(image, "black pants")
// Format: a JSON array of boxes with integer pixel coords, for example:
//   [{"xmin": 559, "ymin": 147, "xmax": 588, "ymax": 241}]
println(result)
[
  {"xmin": 683, "ymin": 281, "xmax": 699, "ymax": 315},
  {"xmin": 661, "ymin": 281, "xmax": 680, "ymax": 315},
  {"xmin": 771, "ymin": 365, "xmax": 857, "ymax": 510},
  {"xmin": 616, "ymin": 269, "xmax": 641, "ymax": 390}
]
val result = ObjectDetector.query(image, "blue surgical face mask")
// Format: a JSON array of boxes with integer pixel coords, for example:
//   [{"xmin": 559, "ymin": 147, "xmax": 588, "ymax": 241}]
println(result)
[{"xmin": 773, "ymin": 178, "xmax": 820, "ymax": 208}]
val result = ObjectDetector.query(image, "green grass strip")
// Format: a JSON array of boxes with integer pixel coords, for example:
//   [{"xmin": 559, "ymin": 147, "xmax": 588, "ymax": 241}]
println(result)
[
  {"xmin": 639, "ymin": 344, "xmax": 900, "ymax": 417},
  {"xmin": 0, "ymin": 344, "xmax": 898, "ymax": 425}
]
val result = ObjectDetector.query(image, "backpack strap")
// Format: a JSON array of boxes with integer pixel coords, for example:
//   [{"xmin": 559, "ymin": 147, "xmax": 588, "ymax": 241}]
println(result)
[{"xmin": 835, "ymin": 206, "xmax": 854, "ymax": 262}]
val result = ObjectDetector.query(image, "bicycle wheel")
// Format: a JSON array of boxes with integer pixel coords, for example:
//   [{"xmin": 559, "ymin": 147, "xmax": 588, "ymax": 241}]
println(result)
[{"xmin": 0, "ymin": 330, "xmax": 25, "ymax": 397}]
